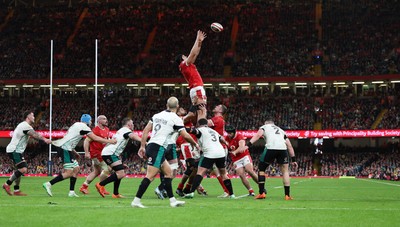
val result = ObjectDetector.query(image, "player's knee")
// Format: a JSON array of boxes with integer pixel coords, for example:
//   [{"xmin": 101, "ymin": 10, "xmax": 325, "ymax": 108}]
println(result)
[
  {"xmin": 16, "ymin": 161, "xmax": 28, "ymax": 169},
  {"xmin": 116, "ymin": 170, "xmax": 126, "ymax": 179},
  {"xmin": 184, "ymin": 168, "xmax": 193, "ymax": 176},
  {"xmin": 101, "ymin": 169, "xmax": 110, "ymax": 176},
  {"xmin": 19, "ymin": 167, "xmax": 28, "ymax": 174}
]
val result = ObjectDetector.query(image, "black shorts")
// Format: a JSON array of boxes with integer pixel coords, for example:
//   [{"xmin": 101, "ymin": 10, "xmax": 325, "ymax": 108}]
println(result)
[
  {"xmin": 8, "ymin": 152, "xmax": 25, "ymax": 165},
  {"xmin": 259, "ymin": 148, "xmax": 289, "ymax": 165},
  {"xmin": 102, "ymin": 155, "xmax": 120, "ymax": 166},
  {"xmin": 55, "ymin": 146, "xmax": 75, "ymax": 164},
  {"xmin": 198, "ymin": 156, "xmax": 226, "ymax": 170},
  {"xmin": 165, "ymin": 144, "xmax": 177, "ymax": 161},
  {"xmin": 186, "ymin": 158, "xmax": 199, "ymax": 169},
  {"xmin": 145, "ymin": 143, "xmax": 166, "ymax": 169}
]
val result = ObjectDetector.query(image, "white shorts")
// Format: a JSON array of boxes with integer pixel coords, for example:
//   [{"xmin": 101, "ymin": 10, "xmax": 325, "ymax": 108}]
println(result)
[
  {"xmin": 92, "ymin": 158, "xmax": 108, "ymax": 171},
  {"xmin": 169, "ymin": 162, "xmax": 179, "ymax": 170},
  {"xmin": 189, "ymin": 86, "xmax": 207, "ymax": 104},
  {"xmin": 233, "ymin": 155, "xmax": 253, "ymax": 170}
]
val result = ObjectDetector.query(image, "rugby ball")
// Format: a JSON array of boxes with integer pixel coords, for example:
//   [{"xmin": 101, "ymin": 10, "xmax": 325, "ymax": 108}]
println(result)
[{"xmin": 211, "ymin": 22, "xmax": 223, "ymax": 32}]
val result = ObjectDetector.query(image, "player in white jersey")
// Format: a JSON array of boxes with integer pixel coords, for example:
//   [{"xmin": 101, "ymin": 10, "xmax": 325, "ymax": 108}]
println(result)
[
  {"xmin": 154, "ymin": 107, "xmax": 187, "ymax": 199},
  {"xmin": 2, "ymin": 111, "xmax": 51, "ymax": 196},
  {"xmin": 95, "ymin": 118, "xmax": 141, "ymax": 198},
  {"xmin": 131, "ymin": 97, "xmax": 200, "ymax": 208},
  {"xmin": 184, "ymin": 119, "xmax": 235, "ymax": 199},
  {"xmin": 42, "ymin": 114, "xmax": 116, "ymax": 197},
  {"xmin": 247, "ymin": 118, "xmax": 298, "ymax": 200}
]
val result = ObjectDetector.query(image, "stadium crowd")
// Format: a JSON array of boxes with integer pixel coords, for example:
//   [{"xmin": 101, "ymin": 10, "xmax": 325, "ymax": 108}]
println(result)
[
  {"xmin": 1, "ymin": 85, "xmax": 399, "ymax": 131},
  {"xmin": 0, "ymin": 143, "xmax": 398, "ymax": 181},
  {"xmin": 0, "ymin": 1, "xmax": 399, "ymax": 79}
]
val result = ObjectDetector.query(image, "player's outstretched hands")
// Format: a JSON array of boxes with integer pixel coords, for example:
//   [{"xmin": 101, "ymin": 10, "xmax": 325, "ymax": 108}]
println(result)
[{"xmin": 197, "ymin": 30, "xmax": 207, "ymax": 42}]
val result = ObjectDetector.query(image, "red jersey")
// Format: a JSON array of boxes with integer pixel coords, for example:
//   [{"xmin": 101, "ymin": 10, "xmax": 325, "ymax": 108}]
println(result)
[
  {"xmin": 179, "ymin": 61, "xmax": 204, "ymax": 89},
  {"xmin": 225, "ymin": 133, "xmax": 250, "ymax": 162},
  {"xmin": 210, "ymin": 115, "xmax": 225, "ymax": 136},
  {"xmin": 89, "ymin": 126, "xmax": 110, "ymax": 160},
  {"xmin": 176, "ymin": 133, "xmax": 199, "ymax": 160}
]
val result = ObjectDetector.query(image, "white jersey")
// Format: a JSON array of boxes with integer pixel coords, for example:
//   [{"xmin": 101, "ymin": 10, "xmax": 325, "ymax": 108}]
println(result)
[
  {"xmin": 148, "ymin": 110, "xmax": 184, "ymax": 148},
  {"xmin": 167, "ymin": 131, "xmax": 179, "ymax": 145},
  {"xmin": 52, "ymin": 122, "xmax": 92, "ymax": 151},
  {"xmin": 6, "ymin": 121, "xmax": 34, "ymax": 153},
  {"xmin": 197, "ymin": 127, "xmax": 225, "ymax": 159},
  {"xmin": 260, "ymin": 123, "xmax": 287, "ymax": 150},
  {"xmin": 102, "ymin": 127, "xmax": 132, "ymax": 156}
]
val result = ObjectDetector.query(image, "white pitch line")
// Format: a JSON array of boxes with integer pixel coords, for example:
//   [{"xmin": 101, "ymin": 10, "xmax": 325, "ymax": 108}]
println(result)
[
  {"xmin": 0, "ymin": 203, "xmax": 399, "ymax": 211},
  {"xmin": 274, "ymin": 179, "xmax": 308, "ymax": 189},
  {"xmin": 235, "ymin": 194, "xmax": 251, "ymax": 199},
  {"xmin": 358, "ymin": 178, "xmax": 400, "ymax": 187}
]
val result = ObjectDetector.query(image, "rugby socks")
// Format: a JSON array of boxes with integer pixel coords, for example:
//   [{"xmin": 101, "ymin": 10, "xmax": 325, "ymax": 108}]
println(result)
[
  {"xmin": 163, "ymin": 178, "xmax": 173, "ymax": 198},
  {"xmin": 183, "ymin": 183, "xmax": 192, "ymax": 194},
  {"xmin": 190, "ymin": 174, "xmax": 203, "ymax": 193},
  {"xmin": 14, "ymin": 185, "xmax": 20, "ymax": 191},
  {"xmin": 114, "ymin": 179, "xmax": 121, "ymax": 195},
  {"xmin": 50, "ymin": 174, "xmax": 64, "ymax": 185},
  {"xmin": 136, "ymin": 177, "xmax": 151, "ymax": 199},
  {"xmin": 223, "ymin": 179, "xmax": 234, "ymax": 195},
  {"xmin": 217, "ymin": 176, "xmax": 230, "ymax": 194},
  {"xmin": 258, "ymin": 174, "xmax": 266, "ymax": 194},
  {"xmin": 158, "ymin": 173, "xmax": 165, "ymax": 191},
  {"xmin": 7, "ymin": 170, "xmax": 23, "ymax": 184},
  {"xmin": 70, "ymin": 177, "xmax": 77, "ymax": 191},
  {"xmin": 284, "ymin": 186, "xmax": 290, "ymax": 196},
  {"xmin": 100, "ymin": 172, "xmax": 118, "ymax": 187},
  {"xmin": 177, "ymin": 182, "xmax": 184, "ymax": 190}
]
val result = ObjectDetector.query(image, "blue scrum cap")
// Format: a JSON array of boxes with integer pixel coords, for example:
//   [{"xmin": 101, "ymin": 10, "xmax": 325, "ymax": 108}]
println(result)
[{"xmin": 80, "ymin": 114, "xmax": 92, "ymax": 124}]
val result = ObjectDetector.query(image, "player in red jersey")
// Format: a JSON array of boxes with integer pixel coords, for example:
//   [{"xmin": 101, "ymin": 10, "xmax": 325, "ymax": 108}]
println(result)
[
  {"xmin": 175, "ymin": 30, "xmax": 207, "ymax": 124},
  {"xmin": 207, "ymin": 104, "xmax": 227, "ymax": 136},
  {"xmin": 79, "ymin": 115, "xmax": 112, "ymax": 195},
  {"xmin": 225, "ymin": 125, "xmax": 258, "ymax": 196}
]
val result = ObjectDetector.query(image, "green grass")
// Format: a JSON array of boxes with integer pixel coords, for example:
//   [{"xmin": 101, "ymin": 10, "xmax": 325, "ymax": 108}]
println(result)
[{"xmin": 0, "ymin": 177, "xmax": 399, "ymax": 227}]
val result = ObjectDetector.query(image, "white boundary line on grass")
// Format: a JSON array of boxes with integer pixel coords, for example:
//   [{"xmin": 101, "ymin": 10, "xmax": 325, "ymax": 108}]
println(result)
[
  {"xmin": 274, "ymin": 179, "xmax": 309, "ymax": 189},
  {"xmin": 358, "ymin": 178, "xmax": 400, "ymax": 187},
  {"xmin": 235, "ymin": 194, "xmax": 251, "ymax": 199},
  {"xmin": 0, "ymin": 203, "xmax": 399, "ymax": 211}
]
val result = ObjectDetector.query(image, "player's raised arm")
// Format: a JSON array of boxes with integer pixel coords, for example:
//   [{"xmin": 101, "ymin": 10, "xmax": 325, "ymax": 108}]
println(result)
[{"xmin": 186, "ymin": 30, "xmax": 207, "ymax": 65}]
